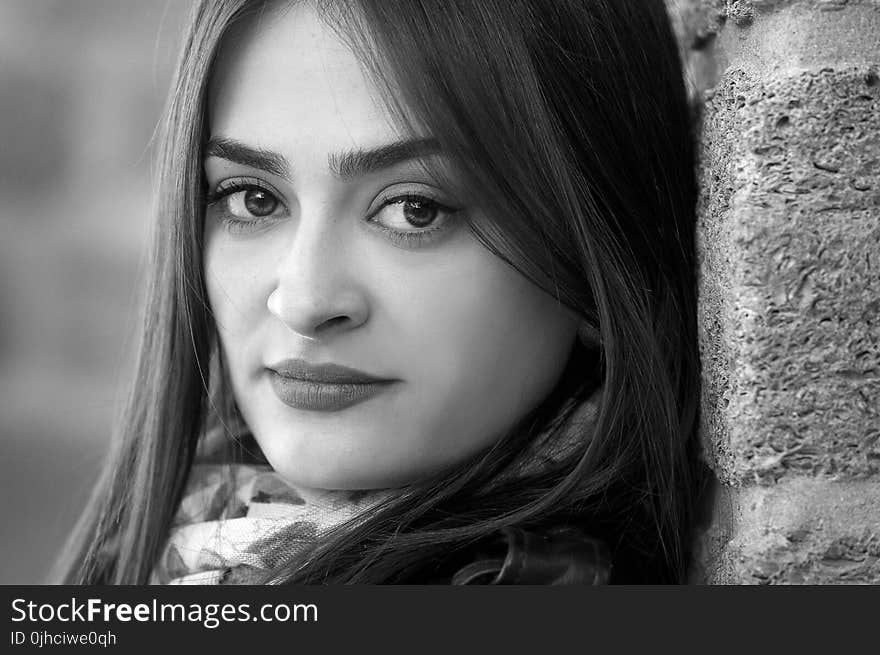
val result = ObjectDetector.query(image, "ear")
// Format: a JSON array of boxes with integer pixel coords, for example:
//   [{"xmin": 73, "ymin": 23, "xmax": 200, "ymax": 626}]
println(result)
[{"xmin": 577, "ymin": 321, "xmax": 601, "ymax": 348}]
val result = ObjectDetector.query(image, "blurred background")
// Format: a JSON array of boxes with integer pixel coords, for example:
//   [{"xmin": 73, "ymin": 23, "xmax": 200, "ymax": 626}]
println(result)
[{"xmin": 0, "ymin": 1, "xmax": 191, "ymax": 583}]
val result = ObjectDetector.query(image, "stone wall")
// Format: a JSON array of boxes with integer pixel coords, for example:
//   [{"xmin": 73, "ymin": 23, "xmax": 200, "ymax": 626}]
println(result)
[{"xmin": 670, "ymin": 0, "xmax": 880, "ymax": 583}]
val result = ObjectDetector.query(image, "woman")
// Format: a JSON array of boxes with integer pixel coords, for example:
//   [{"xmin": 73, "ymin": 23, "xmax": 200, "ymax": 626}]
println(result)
[{"xmin": 58, "ymin": 0, "xmax": 702, "ymax": 584}]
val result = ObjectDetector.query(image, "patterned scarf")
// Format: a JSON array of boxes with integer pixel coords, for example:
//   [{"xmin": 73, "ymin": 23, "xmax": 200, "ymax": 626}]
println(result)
[
  {"xmin": 150, "ymin": 387, "xmax": 601, "ymax": 585},
  {"xmin": 148, "ymin": 463, "xmax": 391, "ymax": 584}
]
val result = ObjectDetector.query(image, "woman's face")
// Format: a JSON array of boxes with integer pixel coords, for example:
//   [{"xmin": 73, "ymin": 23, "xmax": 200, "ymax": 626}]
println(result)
[{"xmin": 204, "ymin": 3, "xmax": 579, "ymax": 490}]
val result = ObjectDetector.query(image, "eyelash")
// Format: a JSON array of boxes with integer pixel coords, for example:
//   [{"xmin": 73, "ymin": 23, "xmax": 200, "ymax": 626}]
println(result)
[
  {"xmin": 205, "ymin": 178, "xmax": 462, "ymax": 247},
  {"xmin": 205, "ymin": 177, "xmax": 283, "ymax": 235},
  {"xmin": 365, "ymin": 193, "xmax": 460, "ymax": 248}
]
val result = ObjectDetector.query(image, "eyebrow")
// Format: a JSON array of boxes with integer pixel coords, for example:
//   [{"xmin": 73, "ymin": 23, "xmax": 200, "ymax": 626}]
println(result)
[
  {"xmin": 329, "ymin": 137, "xmax": 441, "ymax": 180},
  {"xmin": 204, "ymin": 136, "xmax": 441, "ymax": 181},
  {"xmin": 204, "ymin": 137, "xmax": 289, "ymax": 178}
]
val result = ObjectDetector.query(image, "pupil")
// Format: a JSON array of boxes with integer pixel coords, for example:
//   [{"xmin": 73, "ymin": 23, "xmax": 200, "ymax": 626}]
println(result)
[
  {"xmin": 244, "ymin": 189, "xmax": 277, "ymax": 216},
  {"xmin": 403, "ymin": 200, "xmax": 437, "ymax": 227}
]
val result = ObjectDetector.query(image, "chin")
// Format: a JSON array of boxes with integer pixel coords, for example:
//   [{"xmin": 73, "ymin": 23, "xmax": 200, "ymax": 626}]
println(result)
[
  {"xmin": 255, "ymin": 437, "xmax": 390, "ymax": 491},
  {"xmin": 270, "ymin": 464, "xmax": 405, "ymax": 492},
  {"xmin": 262, "ymin": 443, "xmax": 445, "ymax": 492},
  {"xmin": 249, "ymin": 411, "xmax": 477, "ymax": 491}
]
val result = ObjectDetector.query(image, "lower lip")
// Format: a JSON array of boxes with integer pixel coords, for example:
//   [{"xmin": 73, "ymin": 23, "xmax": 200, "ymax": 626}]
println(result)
[{"xmin": 268, "ymin": 371, "xmax": 394, "ymax": 411}]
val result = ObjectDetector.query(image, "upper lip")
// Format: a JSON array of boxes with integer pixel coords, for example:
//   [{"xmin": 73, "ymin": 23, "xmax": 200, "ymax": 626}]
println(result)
[{"xmin": 267, "ymin": 358, "xmax": 393, "ymax": 384}]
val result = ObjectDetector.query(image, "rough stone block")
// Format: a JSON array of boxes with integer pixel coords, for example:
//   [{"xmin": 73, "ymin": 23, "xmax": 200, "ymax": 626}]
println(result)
[
  {"xmin": 698, "ymin": 66, "xmax": 880, "ymax": 485},
  {"xmin": 694, "ymin": 478, "xmax": 880, "ymax": 583},
  {"xmin": 670, "ymin": 0, "xmax": 880, "ymax": 583}
]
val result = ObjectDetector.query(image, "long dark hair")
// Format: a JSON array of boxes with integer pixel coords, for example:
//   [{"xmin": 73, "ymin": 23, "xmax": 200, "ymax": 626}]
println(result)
[{"xmin": 57, "ymin": 0, "xmax": 702, "ymax": 584}]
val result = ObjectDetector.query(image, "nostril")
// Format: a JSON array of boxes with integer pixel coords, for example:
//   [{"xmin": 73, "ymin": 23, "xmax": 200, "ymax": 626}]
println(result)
[{"xmin": 315, "ymin": 315, "xmax": 351, "ymax": 332}]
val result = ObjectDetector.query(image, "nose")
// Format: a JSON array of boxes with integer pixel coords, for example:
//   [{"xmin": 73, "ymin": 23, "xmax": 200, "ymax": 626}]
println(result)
[{"xmin": 266, "ymin": 216, "xmax": 369, "ymax": 341}]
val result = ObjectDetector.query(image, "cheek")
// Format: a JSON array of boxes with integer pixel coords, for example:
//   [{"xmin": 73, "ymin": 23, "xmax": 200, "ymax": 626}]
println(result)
[
  {"xmin": 203, "ymin": 231, "xmax": 272, "ymax": 364},
  {"xmin": 386, "ymin": 247, "xmax": 578, "ymax": 442}
]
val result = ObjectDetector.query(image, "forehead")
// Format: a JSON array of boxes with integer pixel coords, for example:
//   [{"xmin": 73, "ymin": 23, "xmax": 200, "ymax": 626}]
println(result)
[{"xmin": 208, "ymin": 2, "xmax": 401, "ymax": 151}]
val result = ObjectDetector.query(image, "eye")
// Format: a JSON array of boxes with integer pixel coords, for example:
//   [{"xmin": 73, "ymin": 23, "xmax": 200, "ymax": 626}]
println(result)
[
  {"xmin": 234, "ymin": 187, "xmax": 279, "ymax": 217},
  {"xmin": 211, "ymin": 183, "xmax": 283, "ymax": 219},
  {"xmin": 206, "ymin": 177, "xmax": 286, "ymax": 233},
  {"xmin": 372, "ymin": 196, "xmax": 447, "ymax": 230},
  {"xmin": 367, "ymin": 193, "xmax": 461, "ymax": 248}
]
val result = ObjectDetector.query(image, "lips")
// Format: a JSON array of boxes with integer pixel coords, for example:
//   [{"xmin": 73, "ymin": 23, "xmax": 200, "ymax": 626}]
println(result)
[{"xmin": 266, "ymin": 359, "xmax": 396, "ymax": 411}]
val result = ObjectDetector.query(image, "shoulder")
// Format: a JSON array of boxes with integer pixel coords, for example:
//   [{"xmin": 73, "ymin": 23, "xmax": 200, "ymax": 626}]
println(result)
[{"xmin": 447, "ymin": 525, "xmax": 612, "ymax": 585}]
